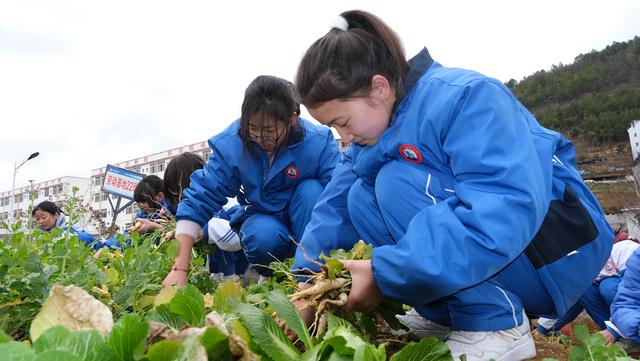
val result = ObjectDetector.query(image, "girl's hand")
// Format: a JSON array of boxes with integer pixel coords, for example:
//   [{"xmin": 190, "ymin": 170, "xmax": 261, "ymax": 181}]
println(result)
[
  {"xmin": 599, "ymin": 330, "xmax": 617, "ymax": 345},
  {"xmin": 162, "ymin": 268, "xmax": 188, "ymax": 286},
  {"xmin": 294, "ymin": 282, "xmax": 316, "ymax": 326},
  {"xmin": 134, "ymin": 218, "xmax": 163, "ymax": 233},
  {"xmin": 281, "ymin": 282, "xmax": 315, "ymax": 342},
  {"xmin": 341, "ymin": 260, "xmax": 383, "ymax": 313}
]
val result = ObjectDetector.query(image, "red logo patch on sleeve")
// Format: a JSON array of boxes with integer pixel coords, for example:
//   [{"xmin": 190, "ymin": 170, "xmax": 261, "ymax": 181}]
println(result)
[{"xmin": 398, "ymin": 144, "xmax": 423, "ymax": 163}]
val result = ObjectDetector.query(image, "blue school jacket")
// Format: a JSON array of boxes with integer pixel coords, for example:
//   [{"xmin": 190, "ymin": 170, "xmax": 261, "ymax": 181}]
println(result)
[
  {"xmin": 293, "ymin": 48, "xmax": 612, "ymax": 316},
  {"xmin": 176, "ymin": 118, "xmax": 340, "ymax": 227},
  {"xmin": 611, "ymin": 248, "xmax": 640, "ymax": 344}
]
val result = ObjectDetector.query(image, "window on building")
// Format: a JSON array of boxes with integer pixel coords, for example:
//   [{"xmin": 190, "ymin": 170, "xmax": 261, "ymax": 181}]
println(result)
[
  {"xmin": 157, "ymin": 161, "xmax": 165, "ymax": 172},
  {"xmin": 202, "ymin": 149, "xmax": 211, "ymax": 161},
  {"xmin": 44, "ymin": 187, "xmax": 49, "ymax": 197},
  {"xmin": 94, "ymin": 193, "xmax": 100, "ymax": 202},
  {"xmin": 15, "ymin": 194, "xmax": 23, "ymax": 203},
  {"xmin": 94, "ymin": 176, "xmax": 102, "ymax": 186},
  {"xmin": 150, "ymin": 162, "xmax": 156, "ymax": 173},
  {"xmin": 102, "ymin": 193, "xmax": 109, "ymax": 201},
  {"xmin": 57, "ymin": 184, "xmax": 64, "ymax": 194}
]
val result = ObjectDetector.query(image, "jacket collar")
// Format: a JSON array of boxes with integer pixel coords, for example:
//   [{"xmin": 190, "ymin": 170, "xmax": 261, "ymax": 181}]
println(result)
[
  {"xmin": 285, "ymin": 121, "xmax": 304, "ymax": 147},
  {"xmin": 399, "ymin": 47, "xmax": 434, "ymax": 104}
]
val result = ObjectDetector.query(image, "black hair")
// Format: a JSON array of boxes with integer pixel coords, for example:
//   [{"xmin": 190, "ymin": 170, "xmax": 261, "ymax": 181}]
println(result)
[
  {"xmin": 133, "ymin": 175, "xmax": 164, "ymax": 207},
  {"xmin": 32, "ymin": 201, "xmax": 61, "ymax": 216},
  {"xmin": 163, "ymin": 152, "xmax": 205, "ymax": 207},
  {"xmin": 295, "ymin": 10, "xmax": 409, "ymax": 108},
  {"xmin": 239, "ymin": 75, "xmax": 301, "ymax": 154}
]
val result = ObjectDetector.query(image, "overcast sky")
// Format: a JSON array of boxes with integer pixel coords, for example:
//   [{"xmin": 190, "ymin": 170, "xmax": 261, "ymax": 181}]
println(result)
[{"xmin": 1, "ymin": 0, "xmax": 639, "ymax": 192}]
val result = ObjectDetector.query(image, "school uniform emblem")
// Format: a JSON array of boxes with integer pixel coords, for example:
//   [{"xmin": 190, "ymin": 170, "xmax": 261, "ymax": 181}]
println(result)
[
  {"xmin": 285, "ymin": 165, "xmax": 299, "ymax": 179},
  {"xmin": 398, "ymin": 144, "xmax": 423, "ymax": 163},
  {"xmin": 604, "ymin": 260, "xmax": 616, "ymax": 273}
]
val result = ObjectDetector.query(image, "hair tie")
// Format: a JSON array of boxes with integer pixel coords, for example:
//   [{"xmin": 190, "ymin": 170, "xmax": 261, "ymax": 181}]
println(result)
[{"xmin": 330, "ymin": 15, "xmax": 349, "ymax": 31}]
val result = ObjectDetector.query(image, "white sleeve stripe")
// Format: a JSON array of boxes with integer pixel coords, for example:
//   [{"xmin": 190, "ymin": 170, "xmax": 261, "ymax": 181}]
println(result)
[
  {"xmin": 218, "ymin": 230, "xmax": 236, "ymax": 244},
  {"xmin": 207, "ymin": 219, "xmax": 231, "ymax": 240},
  {"xmin": 209, "ymin": 227, "xmax": 234, "ymax": 244}
]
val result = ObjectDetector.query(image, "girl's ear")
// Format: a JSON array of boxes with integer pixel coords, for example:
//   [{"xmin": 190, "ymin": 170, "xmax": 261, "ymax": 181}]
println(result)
[
  {"xmin": 290, "ymin": 112, "xmax": 299, "ymax": 126},
  {"xmin": 156, "ymin": 191, "xmax": 164, "ymax": 202},
  {"xmin": 370, "ymin": 75, "xmax": 392, "ymax": 101}
]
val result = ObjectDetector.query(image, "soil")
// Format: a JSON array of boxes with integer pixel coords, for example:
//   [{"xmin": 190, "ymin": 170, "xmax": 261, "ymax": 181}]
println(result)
[
  {"xmin": 528, "ymin": 331, "xmax": 570, "ymax": 360},
  {"xmin": 526, "ymin": 312, "xmax": 640, "ymax": 360}
]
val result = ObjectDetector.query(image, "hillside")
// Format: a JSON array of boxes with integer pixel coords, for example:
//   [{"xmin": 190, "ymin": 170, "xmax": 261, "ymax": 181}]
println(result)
[
  {"xmin": 507, "ymin": 36, "xmax": 640, "ymax": 145},
  {"xmin": 506, "ymin": 37, "xmax": 640, "ymax": 212}
]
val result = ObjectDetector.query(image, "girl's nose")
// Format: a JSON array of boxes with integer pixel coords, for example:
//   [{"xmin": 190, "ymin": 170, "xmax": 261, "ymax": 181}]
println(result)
[{"xmin": 337, "ymin": 129, "xmax": 353, "ymax": 144}]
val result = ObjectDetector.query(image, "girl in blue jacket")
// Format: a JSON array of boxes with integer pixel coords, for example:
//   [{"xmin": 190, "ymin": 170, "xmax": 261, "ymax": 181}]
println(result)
[
  {"xmin": 611, "ymin": 247, "xmax": 640, "ymax": 347},
  {"xmin": 162, "ymin": 75, "xmax": 340, "ymax": 286},
  {"xmin": 131, "ymin": 175, "xmax": 174, "ymax": 234},
  {"xmin": 163, "ymin": 151, "xmax": 248, "ymax": 277},
  {"xmin": 32, "ymin": 201, "xmax": 109, "ymax": 250},
  {"xmin": 291, "ymin": 10, "xmax": 613, "ymax": 361}
]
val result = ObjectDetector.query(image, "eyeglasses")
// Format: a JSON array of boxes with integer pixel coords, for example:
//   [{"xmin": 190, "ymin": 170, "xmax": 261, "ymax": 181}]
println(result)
[{"xmin": 247, "ymin": 123, "xmax": 288, "ymax": 149}]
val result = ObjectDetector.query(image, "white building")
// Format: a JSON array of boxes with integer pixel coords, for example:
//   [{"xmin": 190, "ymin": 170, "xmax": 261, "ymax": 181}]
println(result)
[
  {"xmin": 0, "ymin": 176, "xmax": 92, "ymax": 227},
  {"xmin": 627, "ymin": 119, "xmax": 640, "ymax": 160},
  {"xmin": 88, "ymin": 141, "xmax": 211, "ymax": 233}
]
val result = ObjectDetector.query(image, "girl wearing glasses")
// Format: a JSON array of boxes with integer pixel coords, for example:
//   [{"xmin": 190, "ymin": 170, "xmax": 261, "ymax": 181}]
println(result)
[{"xmin": 162, "ymin": 75, "xmax": 340, "ymax": 286}]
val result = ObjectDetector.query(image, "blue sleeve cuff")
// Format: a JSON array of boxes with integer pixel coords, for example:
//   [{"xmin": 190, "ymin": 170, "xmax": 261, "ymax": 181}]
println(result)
[
  {"xmin": 606, "ymin": 326, "xmax": 621, "ymax": 340},
  {"xmin": 203, "ymin": 224, "xmax": 209, "ymax": 241}
]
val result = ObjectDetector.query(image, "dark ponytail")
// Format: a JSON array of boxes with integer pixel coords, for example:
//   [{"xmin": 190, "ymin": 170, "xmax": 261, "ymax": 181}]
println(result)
[
  {"xmin": 295, "ymin": 10, "xmax": 409, "ymax": 108},
  {"xmin": 163, "ymin": 152, "xmax": 205, "ymax": 207}
]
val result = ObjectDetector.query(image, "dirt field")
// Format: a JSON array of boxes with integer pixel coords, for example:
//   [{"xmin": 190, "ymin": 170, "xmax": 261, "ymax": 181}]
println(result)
[{"xmin": 527, "ymin": 312, "xmax": 640, "ymax": 360}]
